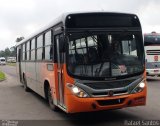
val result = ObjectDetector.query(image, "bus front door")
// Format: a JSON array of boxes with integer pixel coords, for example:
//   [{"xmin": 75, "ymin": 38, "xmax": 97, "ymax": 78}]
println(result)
[
  {"xmin": 18, "ymin": 48, "xmax": 22, "ymax": 82},
  {"xmin": 55, "ymin": 34, "xmax": 65, "ymax": 108}
]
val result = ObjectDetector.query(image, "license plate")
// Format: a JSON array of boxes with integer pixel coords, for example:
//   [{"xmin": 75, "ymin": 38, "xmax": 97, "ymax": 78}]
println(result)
[{"xmin": 154, "ymin": 70, "xmax": 159, "ymax": 72}]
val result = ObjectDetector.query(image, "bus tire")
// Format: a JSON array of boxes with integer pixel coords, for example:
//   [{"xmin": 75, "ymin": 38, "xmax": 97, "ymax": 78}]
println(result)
[
  {"xmin": 23, "ymin": 75, "xmax": 30, "ymax": 92},
  {"xmin": 48, "ymin": 86, "xmax": 58, "ymax": 111}
]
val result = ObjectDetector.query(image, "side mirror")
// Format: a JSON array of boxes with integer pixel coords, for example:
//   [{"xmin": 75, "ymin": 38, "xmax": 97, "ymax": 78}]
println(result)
[
  {"xmin": 122, "ymin": 35, "xmax": 133, "ymax": 40},
  {"xmin": 59, "ymin": 37, "xmax": 66, "ymax": 52}
]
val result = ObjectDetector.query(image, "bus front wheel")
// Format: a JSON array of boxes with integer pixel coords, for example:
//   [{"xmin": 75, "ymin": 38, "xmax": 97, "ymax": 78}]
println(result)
[{"xmin": 48, "ymin": 87, "xmax": 58, "ymax": 111}]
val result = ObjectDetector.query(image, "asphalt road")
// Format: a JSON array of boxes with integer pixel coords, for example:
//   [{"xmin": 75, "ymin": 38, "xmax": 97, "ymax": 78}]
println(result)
[{"xmin": 0, "ymin": 65, "xmax": 160, "ymax": 126}]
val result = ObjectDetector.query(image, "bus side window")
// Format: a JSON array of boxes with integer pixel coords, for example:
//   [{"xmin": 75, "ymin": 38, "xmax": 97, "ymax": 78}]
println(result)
[
  {"xmin": 37, "ymin": 35, "xmax": 43, "ymax": 60},
  {"xmin": 44, "ymin": 30, "xmax": 52, "ymax": 60},
  {"xmin": 22, "ymin": 44, "xmax": 26, "ymax": 61},
  {"xmin": 31, "ymin": 38, "xmax": 36, "ymax": 61},
  {"xmin": 26, "ymin": 41, "xmax": 30, "ymax": 60}
]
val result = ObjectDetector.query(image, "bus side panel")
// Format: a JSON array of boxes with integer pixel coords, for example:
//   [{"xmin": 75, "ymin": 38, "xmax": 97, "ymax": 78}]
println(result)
[
  {"xmin": 25, "ymin": 62, "xmax": 36, "ymax": 91},
  {"xmin": 34, "ymin": 62, "xmax": 55, "ymax": 99},
  {"xmin": 43, "ymin": 63, "xmax": 56, "ymax": 99},
  {"xmin": 52, "ymin": 63, "xmax": 60, "ymax": 105},
  {"xmin": 21, "ymin": 62, "xmax": 26, "ymax": 81},
  {"xmin": 36, "ymin": 62, "xmax": 44, "ymax": 96}
]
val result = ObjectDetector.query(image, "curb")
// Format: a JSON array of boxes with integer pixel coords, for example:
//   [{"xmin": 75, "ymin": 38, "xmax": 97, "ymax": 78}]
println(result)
[{"xmin": 0, "ymin": 78, "xmax": 6, "ymax": 82}]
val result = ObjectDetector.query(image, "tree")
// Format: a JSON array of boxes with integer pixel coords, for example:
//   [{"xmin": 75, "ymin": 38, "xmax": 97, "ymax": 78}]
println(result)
[
  {"xmin": 0, "ymin": 47, "xmax": 16, "ymax": 57},
  {"xmin": 0, "ymin": 51, "xmax": 5, "ymax": 57},
  {"xmin": 4, "ymin": 48, "xmax": 11, "ymax": 56},
  {"xmin": 10, "ymin": 46, "xmax": 16, "ymax": 57},
  {"xmin": 16, "ymin": 37, "xmax": 24, "ymax": 42}
]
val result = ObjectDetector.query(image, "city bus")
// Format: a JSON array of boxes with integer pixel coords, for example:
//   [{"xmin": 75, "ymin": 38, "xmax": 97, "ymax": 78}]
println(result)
[
  {"xmin": 7, "ymin": 57, "xmax": 16, "ymax": 63},
  {"xmin": 0, "ymin": 57, "xmax": 6, "ymax": 65},
  {"xmin": 144, "ymin": 32, "xmax": 160, "ymax": 76},
  {"xmin": 16, "ymin": 12, "xmax": 146, "ymax": 113}
]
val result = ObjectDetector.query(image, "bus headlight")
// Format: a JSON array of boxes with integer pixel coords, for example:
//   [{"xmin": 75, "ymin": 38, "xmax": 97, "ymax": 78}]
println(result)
[
  {"xmin": 67, "ymin": 83, "xmax": 89, "ymax": 98},
  {"xmin": 131, "ymin": 81, "xmax": 145, "ymax": 94}
]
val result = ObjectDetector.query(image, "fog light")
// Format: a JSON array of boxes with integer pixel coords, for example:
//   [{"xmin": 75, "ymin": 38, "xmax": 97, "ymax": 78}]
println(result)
[{"xmin": 135, "ymin": 97, "xmax": 145, "ymax": 103}]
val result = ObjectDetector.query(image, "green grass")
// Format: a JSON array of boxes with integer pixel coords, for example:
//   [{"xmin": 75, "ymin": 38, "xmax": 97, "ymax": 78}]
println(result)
[
  {"xmin": 7, "ymin": 63, "xmax": 16, "ymax": 66},
  {"xmin": 0, "ymin": 71, "xmax": 5, "ymax": 81}
]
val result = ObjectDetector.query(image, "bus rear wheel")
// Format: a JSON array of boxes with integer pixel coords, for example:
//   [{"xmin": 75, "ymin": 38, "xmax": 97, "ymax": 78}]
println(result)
[
  {"xmin": 48, "ymin": 87, "xmax": 58, "ymax": 111},
  {"xmin": 23, "ymin": 75, "xmax": 30, "ymax": 92}
]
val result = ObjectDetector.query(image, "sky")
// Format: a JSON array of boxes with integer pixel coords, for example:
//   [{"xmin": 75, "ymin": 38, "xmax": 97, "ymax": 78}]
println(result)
[{"xmin": 0, "ymin": 0, "xmax": 160, "ymax": 50}]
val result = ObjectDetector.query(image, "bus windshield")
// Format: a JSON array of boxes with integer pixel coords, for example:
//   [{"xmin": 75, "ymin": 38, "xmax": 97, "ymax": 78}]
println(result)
[
  {"xmin": 144, "ymin": 34, "xmax": 160, "ymax": 46},
  {"xmin": 67, "ymin": 32, "xmax": 144, "ymax": 78}
]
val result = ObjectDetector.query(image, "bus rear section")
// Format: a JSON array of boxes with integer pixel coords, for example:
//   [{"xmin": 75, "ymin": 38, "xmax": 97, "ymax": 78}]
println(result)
[{"xmin": 144, "ymin": 32, "xmax": 160, "ymax": 76}]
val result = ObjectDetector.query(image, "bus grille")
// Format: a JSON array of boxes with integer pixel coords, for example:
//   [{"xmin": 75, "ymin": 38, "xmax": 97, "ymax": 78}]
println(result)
[
  {"xmin": 97, "ymin": 98, "xmax": 125, "ymax": 106},
  {"xmin": 92, "ymin": 89, "xmax": 128, "ymax": 96},
  {"xmin": 146, "ymin": 50, "xmax": 160, "ymax": 55},
  {"xmin": 84, "ymin": 79, "xmax": 135, "ymax": 90}
]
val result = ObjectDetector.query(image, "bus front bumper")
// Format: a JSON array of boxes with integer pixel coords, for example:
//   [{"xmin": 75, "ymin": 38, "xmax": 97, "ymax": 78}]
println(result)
[
  {"xmin": 66, "ymin": 88, "xmax": 146, "ymax": 113},
  {"xmin": 146, "ymin": 69, "xmax": 160, "ymax": 76}
]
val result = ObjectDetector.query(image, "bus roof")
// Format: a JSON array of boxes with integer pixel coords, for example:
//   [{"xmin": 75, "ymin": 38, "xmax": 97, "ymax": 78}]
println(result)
[
  {"xmin": 144, "ymin": 32, "xmax": 160, "ymax": 45},
  {"xmin": 144, "ymin": 32, "xmax": 160, "ymax": 36},
  {"xmin": 0, "ymin": 57, "xmax": 5, "ymax": 59},
  {"xmin": 16, "ymin": 11, "xmax": 137, "ymax": 47}
]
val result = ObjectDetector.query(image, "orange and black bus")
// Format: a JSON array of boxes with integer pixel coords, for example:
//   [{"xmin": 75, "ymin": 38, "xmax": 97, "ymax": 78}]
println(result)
[{"xmin": 16, "ymin": 12, "xmax": 146, "ymax": 113}]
